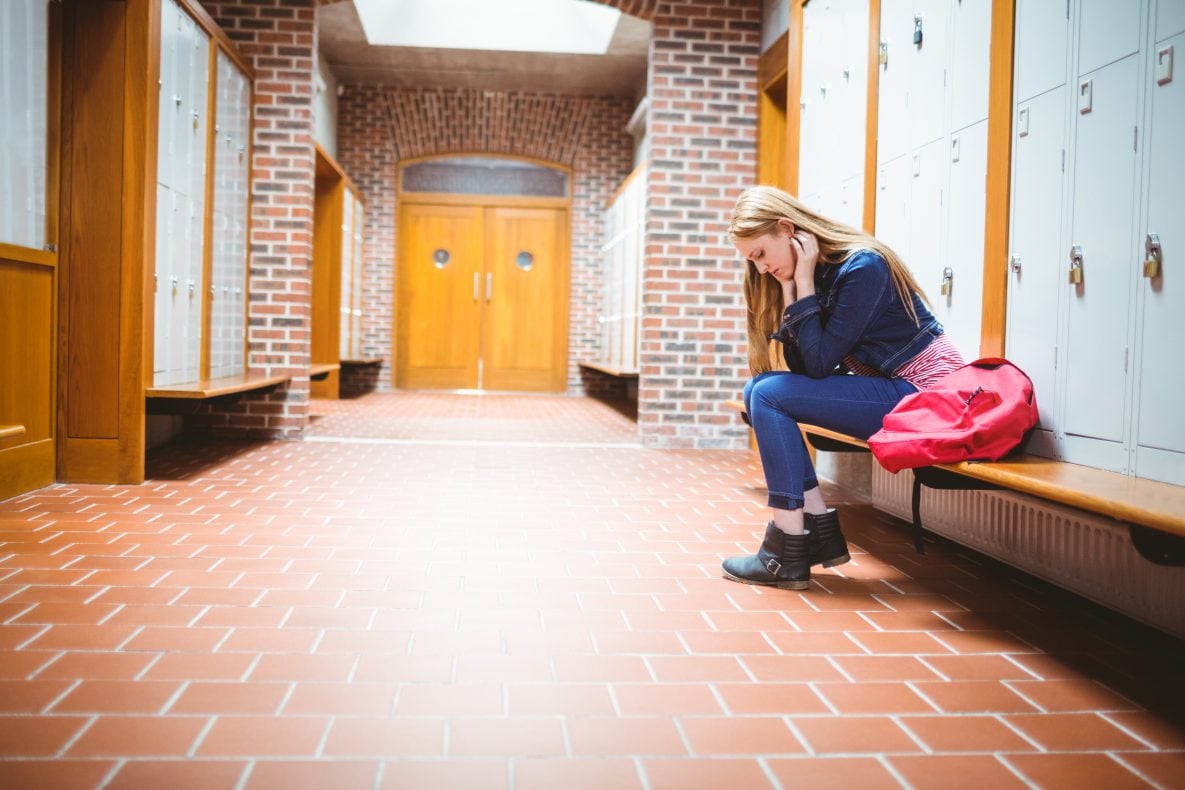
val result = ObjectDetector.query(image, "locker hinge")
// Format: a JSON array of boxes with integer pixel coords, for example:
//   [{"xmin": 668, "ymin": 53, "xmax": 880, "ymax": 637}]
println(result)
[
  {"xmin": 1061, "ymin": 149, "xmax": 1065, "ymax": 172},
  {"xmin": 1133, "ymin": 126, "xmax": 1139, "ymax": 152},
  {"xmin": 1054, "ymin": 347, "xmax": 1058, "ymax": 369},
  {"xmin": 1066, "ymin": 0, "xmax": 1070, "ymax": 18},
  {"xmin": 1124, "ymin": 347, "xmax": 1129, "ymax": 373}
]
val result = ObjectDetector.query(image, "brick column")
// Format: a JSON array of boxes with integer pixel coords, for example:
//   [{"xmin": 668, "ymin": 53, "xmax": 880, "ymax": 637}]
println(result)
[
  {"xmin": 198, "ymin": 0, "xmax": 316, "ymax": 439},
  {"xmin": 638, "ymin": 0, "xmax": 761, "ymax": 449}
]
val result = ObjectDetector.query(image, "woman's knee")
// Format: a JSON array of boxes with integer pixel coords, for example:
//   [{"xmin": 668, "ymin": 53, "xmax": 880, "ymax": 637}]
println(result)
[{"xmin": 747, "ymin": 372, "xmax": 800, "ymax": 416}]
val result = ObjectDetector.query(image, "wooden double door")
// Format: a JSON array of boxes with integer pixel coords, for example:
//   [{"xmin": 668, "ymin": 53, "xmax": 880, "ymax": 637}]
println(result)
[{"xmin": 397, "ymin": 202, "xmax": 569, "ymax": 391}]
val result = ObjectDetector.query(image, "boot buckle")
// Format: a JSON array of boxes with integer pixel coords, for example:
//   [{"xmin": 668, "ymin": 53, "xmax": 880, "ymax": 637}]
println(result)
[{"xmin": 764, "ymin": 557, "xmax": 782, "ymax": 574}]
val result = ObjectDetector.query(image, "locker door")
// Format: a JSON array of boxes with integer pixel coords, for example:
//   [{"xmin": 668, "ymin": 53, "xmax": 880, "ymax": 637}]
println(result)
[
  {"xmin": 876, "ymin": 0, "xmax": 911, "ymax": 165},
  {"xmin": 906, "ymin": 0, "xmax": 949, "ymax": 151},
  {"xmin": 1158, "ymin": 0, "xmax": 1185, "ymax": 41},
  {"xmin": 940, "ymin": 120, "xmax": 987, "ymax": 358},
  {"xmin": 339, "ymin": 192, "xmax": 354, "ymax": 359},
  {"xmin": 153, "ymin": 186, "xmax": 173, "ymax": 385},
  {"xmin": 1014, "ymin": 0, "xmax": 1070, "ymax": 103},
  {"xmin": 907, "ymin": 139, "xmax": 947, "ymax": 309},
  {"xmin": 1078, "ymin": 0, "xmax": 1141, "ymax": 77},
  {"xmin": 838, "ymin": 173, "xmax": 863, "ymax": 231},
  {"xmin": 1062, "ymin": 54, "xmax": 1140, "ymax": 469},
  {"xmin": 1006, "ymin": 87, "xmax": 1067, "ymax": 442},
  {"xmin": 836, "ymin": 0, "xmax": 869, "ymax": 183},
  {"xmin": 874, "ymin": 153, "xmax": 911, "ymax": 261},
  {"xmin": 169, "ymin": 193, "xmax": 187, "ymax": 386},
  {"xmin": 798, "ymin": 0, "xmax": 830, "ymax": 199},
  {"xmin": 352, "ymin": 197, "xmax": 363, "ymax": 353},
  {"xmin": 948, "ymin": 0, "xmax": 991, "ymax": 132},
  {"xmin": 1134, "ymin": 30, "xmax": 1185, "ymax": 485}
]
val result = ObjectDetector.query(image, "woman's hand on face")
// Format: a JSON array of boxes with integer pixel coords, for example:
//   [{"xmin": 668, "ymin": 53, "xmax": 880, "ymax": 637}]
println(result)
[{"xmin": 791, "ymin": 230, "xmax": 819, "ymax": 295}]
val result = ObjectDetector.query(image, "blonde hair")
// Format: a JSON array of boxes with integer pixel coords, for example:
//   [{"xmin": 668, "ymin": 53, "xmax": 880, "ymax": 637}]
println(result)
[{"xmin": 729, "ymin": 185, "xmax": 930, "ymax": 375}]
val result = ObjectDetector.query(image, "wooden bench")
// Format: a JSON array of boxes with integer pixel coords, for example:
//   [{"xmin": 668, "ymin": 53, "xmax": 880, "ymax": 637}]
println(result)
[
  {"xmin": 309, "ymin": 362, "xmax": 340, "ymax": 382},
  {"xmin": 578, "ymin": 361, "xmax": 639, "ymax": 379},
  {"xmin": 726, "ymin": 401, "xmax": 1185, "ymax": 565},
  {"xmin": 146, "ymin": 373, "xmax": 293, "ymax": 413},
  {"xmin": 340, "ymin": 357, "xmax": 384, "ymax": 367}
]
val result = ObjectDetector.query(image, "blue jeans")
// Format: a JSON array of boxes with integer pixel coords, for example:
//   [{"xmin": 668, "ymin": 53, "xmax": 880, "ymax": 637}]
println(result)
[{"xmin": 743, "ymin": 372, "xmax": 917, "ymax": 510}]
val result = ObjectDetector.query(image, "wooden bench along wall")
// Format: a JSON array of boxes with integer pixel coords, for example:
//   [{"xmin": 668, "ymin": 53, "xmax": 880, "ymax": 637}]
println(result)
[{"xmin": 726, "ymin": 401, "xmax": 1185, "ymax": 566}]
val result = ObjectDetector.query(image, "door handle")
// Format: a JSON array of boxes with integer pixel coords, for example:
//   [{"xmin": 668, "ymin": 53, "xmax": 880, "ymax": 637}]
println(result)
[
  {"xmin": 473, "ymin": 272, "xmax": 479, "ymax": 302},
  {"xmin": 486, "ymin": 272, "xmax": 492, "ymax": 302}
]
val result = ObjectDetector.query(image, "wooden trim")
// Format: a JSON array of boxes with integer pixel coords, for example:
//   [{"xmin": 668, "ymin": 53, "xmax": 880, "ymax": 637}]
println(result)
[
  {"xmin": 146, "ymin": 372, "xmax": 292, "ymax": 399},
  {"xmin": 0, "ymin": 439, "xmax": 55, "ymax": 501},
  {"xmin": 398, "ymin": 192, "xmax": 571, "ymax": 210},
  {"xmin": 120, "ymin": 0, "xmax": 155, "ymax": 483},
  {"xmin": 175, "ymin": 0, "xmax": 255, "ymax": 81},
  {"xmin": 200, "ymin": 41, "xmax": 217, "ymax": 383},
  {"xmin": 862, "ymin": 0, "xmax": 881, "ymax": 235},
  {"xmin": 980, "ymin": 0, "xmax": 1016, "ymax": 358},
  {"xmin": 759, "ymin": 30, "xmax": 789, "ymax": 89},
  {"xmin": 0, "ymin": 243, "xmax": 54, "ymax": 268},
  {"xmin": 46, "ymin": 0, "xmax": 62, "ymax": 259},
  {"xmin": 314, "ymin": 141, "xmax": 360, "ymax": 196},
  {"xmin": 608, "ymin": 164, "xmax": 647, "ymax": 209},
  {"xmin": 785, "ymin": 0, "xmax": 805, "ymax": 194}
]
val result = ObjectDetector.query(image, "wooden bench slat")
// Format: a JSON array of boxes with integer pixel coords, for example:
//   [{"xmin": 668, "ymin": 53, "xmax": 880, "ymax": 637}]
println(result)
[
  {"xmin": 146, "ymin": 373, "xmax": 292, "ymax": 400},
  {"xmin": 579, "ymin": 361, "xmax": 640, "ymax": 378},
  {"xmin": 340, "ymin": 357, "xmax": 383, "ymax": 366},
  {"xmin": 310, "ymin": 363, "xmax": 340, "ymax": 377}
]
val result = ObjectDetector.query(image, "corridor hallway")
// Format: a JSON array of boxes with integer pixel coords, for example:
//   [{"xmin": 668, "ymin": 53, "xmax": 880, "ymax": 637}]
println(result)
[{"xmin": 1, "ymin": 394, "xmax": 1184, "ymax": 789}]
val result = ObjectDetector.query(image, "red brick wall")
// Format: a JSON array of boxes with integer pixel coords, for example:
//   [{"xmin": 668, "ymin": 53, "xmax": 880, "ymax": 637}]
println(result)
[
  {"xmin": 639, "ymin": 0, "xmax": 760, "ymax": 448},
  {"xmin": 195, "ymin": 0, "xmax": 317, "ymax": 439},
  {"xmin": 335, "ymin": 88, "xmax": 636, "ymax": 394}
]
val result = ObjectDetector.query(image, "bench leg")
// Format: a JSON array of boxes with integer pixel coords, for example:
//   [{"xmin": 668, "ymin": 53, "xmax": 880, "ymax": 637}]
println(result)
[{"xmin": 911, "ymin": 472, "xmax": 926, "ymax": 555}]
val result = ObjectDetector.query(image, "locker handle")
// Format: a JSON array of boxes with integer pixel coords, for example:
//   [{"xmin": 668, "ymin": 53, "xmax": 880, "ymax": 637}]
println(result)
[
  {"xmin": 486, "ymin": 272, "xmax": 493, "ymax": 303},
  {"xmin": 473, "ymin": 272, "xmax": 479, "ymax": 302}
]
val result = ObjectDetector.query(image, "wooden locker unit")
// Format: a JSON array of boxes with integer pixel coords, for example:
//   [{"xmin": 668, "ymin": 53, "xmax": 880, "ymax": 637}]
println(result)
[{"xmin": 0, "ymin": 0, "xmax": 59, "ymax": 501}]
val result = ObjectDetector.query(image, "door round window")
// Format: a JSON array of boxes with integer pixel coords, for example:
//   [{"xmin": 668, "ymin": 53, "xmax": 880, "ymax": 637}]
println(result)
[
  {"xmin": 516, "ymin": 251, "xmax": 534, "ymax": 271},
  {"xmin": 432, "ymin": 249, "xmax": 450, "ymax": 269}
]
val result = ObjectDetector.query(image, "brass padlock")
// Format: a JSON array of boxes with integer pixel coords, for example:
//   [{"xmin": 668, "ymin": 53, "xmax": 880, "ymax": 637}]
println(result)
[
  {"xmin": 1069, "ymin": 267, "xmax": 1083, "ymax": 284},
  {"xmin": 1069, "ymin": 245, "xmax": 1084, "ymax": 285},
  {"xmin": 1144, "ymin": 233, "xmax": 1161, "ymax": 279},
  {"xmin": 940, "ymin": 267, "xmax": 953, "ymax": 296}
]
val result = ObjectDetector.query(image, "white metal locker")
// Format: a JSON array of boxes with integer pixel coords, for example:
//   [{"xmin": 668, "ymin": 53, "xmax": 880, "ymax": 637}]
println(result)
[
  {"xmin": 948, "ymin": 0, "xmax": 992, "ymax": 133},
  {"xmin": 906, "ymin": 138, "xmax": 947, "ymax": 311},
  {"xmin": 1006, "ymin": 86, "xmax": 1068, "ymax": 445},
  {"xmin": 1079, "ymin": 0, "xmax": 1142, "ymax": 76},
  {"xmin": 600, "ymin": 201, "xmax": 615, "ymax": 368},
  {"xmin": 875, "ymin": 153, "xmax": 911, "ymax": 262},
  {"xmin": 153, "ymin": 186, "xmax": 173, "ymax": 383},
  {"xmin": 836, "ymin": 0, "xmax": 870, "ymax": 187},
  {"xmin": 837, "ymin": 173, "xmax": 863, "ymax": 231},
  {"xmin": 798, "ymin": 0, "xmax": 831, "ymax": 200},
  {"xmin": 1014, "ymin": 0, "xmax": 1071, "ymax": 104},
  {"xmin": 876, "ymin": 0, "xmax": 911, "ymax": 165},
  {"xmin": 939, "ymin": 119, "xmax": 987, "ymax": 359},
  {"xmin": 1062, "ymin": 53, "xmax": 1141, "ymax": 469},
  {"xmin": 1158, "ymin": 0, "xmax": 1185, "ymax": 41},
  {"xmin": 1134, "ymin": 29, "xmax": 1185, "ymax": 485},
  {"xmin": 905, "ymin": 0, "xmax": 949, "ymax": 152}
]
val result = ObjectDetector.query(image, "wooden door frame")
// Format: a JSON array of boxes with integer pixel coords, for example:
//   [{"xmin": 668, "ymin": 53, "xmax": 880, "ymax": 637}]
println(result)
[{"xmin": 395, "ymin": 154, "xmax": 573, "ymax": 391}]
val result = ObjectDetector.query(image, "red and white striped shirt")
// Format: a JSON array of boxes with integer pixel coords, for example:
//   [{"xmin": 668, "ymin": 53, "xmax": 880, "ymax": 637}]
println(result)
[{"xmin": 843, "ymin": 334, "xmax": 966, "ymax": 390}]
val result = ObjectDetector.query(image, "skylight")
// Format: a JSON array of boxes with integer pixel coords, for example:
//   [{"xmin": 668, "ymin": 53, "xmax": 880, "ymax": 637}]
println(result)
[{"xmin": 354, "ymin": 0, "xmax": 622, "ymax": 55}]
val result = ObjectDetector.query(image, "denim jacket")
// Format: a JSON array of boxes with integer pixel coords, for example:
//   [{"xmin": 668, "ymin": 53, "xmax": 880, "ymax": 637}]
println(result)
[{"xmin": 769, "ymin": 249, "xmax": 943, "ymax": 378}]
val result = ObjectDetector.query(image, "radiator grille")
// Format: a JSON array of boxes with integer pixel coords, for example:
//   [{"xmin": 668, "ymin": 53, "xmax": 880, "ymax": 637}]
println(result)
[{"xmin": 870, "ymin": 465, "xmax": 1185, "ymax": 639}]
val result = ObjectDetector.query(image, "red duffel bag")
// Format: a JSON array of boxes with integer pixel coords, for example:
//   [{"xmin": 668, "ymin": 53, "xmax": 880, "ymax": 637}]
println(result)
[{"xmin": 867, "ymin": 357, "xmax": 1039, "ymax": 473}]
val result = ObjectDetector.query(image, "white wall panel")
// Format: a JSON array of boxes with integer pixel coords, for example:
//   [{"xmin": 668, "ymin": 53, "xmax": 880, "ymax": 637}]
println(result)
[
  {"xmin": 939, "ymin": 120, "xmax": 987, "ymax": 358},
  {"xmin": 1135, "ymin": 29, "xmax": 1185, "ymax": 485},
  {"xmin": 1007, "ymin": 87, "xmax": 1068, "ymax": 436},
  {"xmin": 1015, "ymin": 0, "xmax": 1071, "ymax": 103},
  {"xmin": 1063, "ymin": 54, "xmax": 1140, "ymax": 461}
]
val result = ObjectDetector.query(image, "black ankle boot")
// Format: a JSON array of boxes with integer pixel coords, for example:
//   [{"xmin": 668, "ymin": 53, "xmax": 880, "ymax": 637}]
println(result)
[
  {"xmin": 806, "ymin": 509, "xmax": 850, "ymax": 568},
  {"xmin": 722, "ymin": 522, "xmax": 810, "ymax": 590}
]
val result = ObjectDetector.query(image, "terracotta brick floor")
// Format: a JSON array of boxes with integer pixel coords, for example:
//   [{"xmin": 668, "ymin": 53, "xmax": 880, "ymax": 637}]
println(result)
[{"xmin": 1, "ymin": 392, "xmax": 1184, "ymax": 789}]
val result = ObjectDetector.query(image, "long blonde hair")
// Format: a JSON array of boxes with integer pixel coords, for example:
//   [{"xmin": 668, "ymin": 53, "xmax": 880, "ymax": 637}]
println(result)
[{"xmin": 729, "ymin": 185, "xmax": 929, "ymax": 375}]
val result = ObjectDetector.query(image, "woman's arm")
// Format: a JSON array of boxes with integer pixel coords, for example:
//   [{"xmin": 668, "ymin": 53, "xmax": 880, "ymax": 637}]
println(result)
[{"xmin": 778, "ymin": 252, "xmax": 895, "ymax": 378}]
